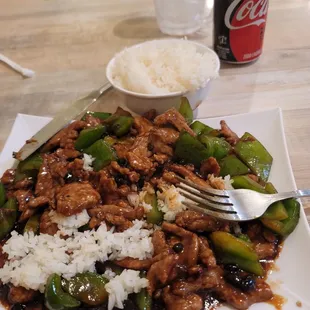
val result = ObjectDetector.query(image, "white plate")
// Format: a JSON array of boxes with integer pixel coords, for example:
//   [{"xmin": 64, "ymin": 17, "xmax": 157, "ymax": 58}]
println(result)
[{"xmin": 0, "ymin": 109, "xmax": 309, "ymax": 310}]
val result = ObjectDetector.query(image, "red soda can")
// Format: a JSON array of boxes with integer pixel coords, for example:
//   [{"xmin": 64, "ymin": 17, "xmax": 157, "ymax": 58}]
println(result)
[{"xmin": 213, "ymin": 0, "xmax": 269, "ymax": 63}]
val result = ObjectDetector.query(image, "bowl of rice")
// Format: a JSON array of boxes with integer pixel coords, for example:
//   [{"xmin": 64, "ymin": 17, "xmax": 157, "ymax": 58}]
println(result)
[{"xmin": 106, "ymin": 39, "xmax": 220, "ymax": 114}]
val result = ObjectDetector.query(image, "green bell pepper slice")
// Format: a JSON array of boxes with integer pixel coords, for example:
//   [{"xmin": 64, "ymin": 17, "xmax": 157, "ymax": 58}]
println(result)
[
  {"xmin": 237, "ymin": 233, "xmax": 252, "ymax": 244},
  {"xmin": 14, "ymin": 153, "xmax": 43, "ymax": 183},
  {"xmin": 82, "ymin": 111, "xmax": 112, "ymax": 121},
  {"xmin": 62, "ymin": 272, "xmax": 109, "ymax": 306},
  {"xmin": 18, "ymin": 153, "xmax": 43, "ymax": 172},
  {"xmin": 24, "ymin": 213, "xmax": 41, "ymax": 234},
  {"xmin": 210, "ymin": 231, "xmax": 264, "ymax": 276},
  {"xmin": 261, "ymin": 199, "xmax": 300, "ymax": 237},
  {"xmin": 178, "ymin": 97, "xmax": 193, "ymax": 125},
  {"xmin": 235, "ymin": 132, "xmax": 273, "ymax": 182},
  {"xmin": 144, "ymin": 193, "xmax": 163, "ymax": 225},
  {"xmin": 231, "ymin": 175, "xmax": 266, "ymax": 193},
  {"xmin": 84, "ymin": 140, "xmax": 117, "ymax": 171},
  {"xmin": 221, "ymin": 254, "xmax": 264, "ymax": 276},
  {"xmin": 0, "ymin": 198, "xmax": 18, "ymax": 240},
  {"xmin": 174, "ymin": 131, "xmax": 210, "ymax": 167},
  {"xmin": 135, "ymin": 288, "xmax": 152, "ymax": 310},
  {"xmin": 0, "ymin": 183, "xmax": 6, "ymax": 208},
  {"xmin": 199, "ymin": 135, "xmax": 231, "ymax": 160},
  {"xmin": 45, "ymin": 274, "xmax": 80, "ymax": 310},
  {"xmin": 74, "ymin": 125, "xmax": 106, "ymax": 151},
  {"xmin": 110, "ymin": 116, "xmax": 134, "ymax": 137},
  {"xmin": 261, "ymin": 183, "xmax": 288, "ymax": 221},
  {"xmin": 190, "ymin": 121, "xmax": 214, "ymax": 136},
  {"xmin": 219, "ymin": 155, "xmax": 249, "ymax": 177}
]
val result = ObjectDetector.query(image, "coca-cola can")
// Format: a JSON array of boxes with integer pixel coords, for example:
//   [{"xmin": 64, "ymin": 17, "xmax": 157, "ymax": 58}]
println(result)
[{"xmin": 213, "ymin": 0, "xmax": 269, "ymax": 64}]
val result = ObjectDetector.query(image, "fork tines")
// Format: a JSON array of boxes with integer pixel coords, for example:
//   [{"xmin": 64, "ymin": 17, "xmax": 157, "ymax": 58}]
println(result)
[{"xmin": 175, "ymin": 175, "xmax": 238, "ymax": 216}]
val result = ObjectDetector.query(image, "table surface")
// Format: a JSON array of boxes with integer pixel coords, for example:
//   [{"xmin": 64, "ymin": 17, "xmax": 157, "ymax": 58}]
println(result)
[{"xmin": 0, "ymin": 0, "xmax": 309, "ymax": 220}]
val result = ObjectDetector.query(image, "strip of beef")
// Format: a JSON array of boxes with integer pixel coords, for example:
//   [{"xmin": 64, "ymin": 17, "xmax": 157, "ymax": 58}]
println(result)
[
  {"xmin": 41, "ymin": 120, "xmax": 86, "ymax": 152},
  {"xmin": 114, "ymin": 251, "xmax": 171, "ymax": 271},
  {"xmin": 14, "ymin": 178, "xmax": 34, "ymax": 190},
  {"xmin": 16, "ymin": 188, "xmax": 49, "ymax": 221},
  {"xmin": 8, "ymin": 286, "xmax": 37, "ymax": 304},
  {"xmin": 28, "ymin": 196, "xmax": 50, "ymax": 209},
  {"xmin": 147, "ymin": 254, "xmax": 179, "ymax": 294},
  {"xmin": 175, "ymin": 211, "xmax": 223, "ymax": 233},
  {"xmin": 133, "ymin": 116, "xmax": 154, "ymax": 135},
  {"xmin": 198, "ymin": 236, "xmax": 217, "ymax": 267},
  {"xmin": 168, "ymin": 164, "xmax": 211, "ymax": 188},
  {"xmin": 142, "ymin": 109, "xmax": 157, "ymax": 121},
  {"xmin": 161, "ymin": 171, "xmax": 179, "ymax": 184},
  {"xmin": 1, "ymin": 169, "xmax": 15, "ymax": 188},
  {"xmin": 149, "ymin": 127, "xmax": 179, "ymax": 156},
  {"xmin": 126, "ymin": 135, "xmax": 154, "ymax": 174},
  {"xmin": 254, "ymin": 242, "xmax": 277, "ymax": 259},
  {"xmin": 114, "ymin": 257, "xmax": 152, "ymax": 270},
  {"xmin": 163, "ymin": 287, "xmax": 203, "ymax": 310},
  {"xmin": 55, "ymin": 148, "xmax": 80, "ymax": 160},
  {"xmin": 215, "ymin": 278, "xmax": 273, "ymax": 310},
  {"xmin": 172, "ymin": 267, "xmax": 223, "ymax": 296},
  {"xmin": 88, "ymin": 204, "xmax": 144, "ymax": 221},
  {"xmin": 109, "ymin": 161, "xmax": 140, "ymax": 183},
  {"xmin": 104, "ymin": 213, "xmax": 133, "ymax": 232},
  {"xmin": 200, "ymin": 157, "xmax": 221, "ymax": 178},
  {"xmin": 67, "ymin": 158, "xmax": 91, "ymax": 182},
  {"xmin": 220, "ymin": 120, "xmax": 239, "ymax": 146},
  {"xmin": 152, "ymin": 230, "xmax": 169, "ymax": 256},
  {"xmin": 153, "ymin": 153, "xmax": 170, "ymax": 164},
  {"xmin": 39, "ymin": 210, "xmax": 58, "ymax": 235},
  {"xmin": 113, "ymin": 137, "xmax": 135, "ymax": 159},
  {"xmin": 13, "ymin": 190, "xmax": 33, "ymax": 211},
  {"xmin": 162, "ymin": 222, "xmax": 199, "ymax": 267},
  {"xmin": 154, "ymin": 108, "xmax": 196, "ymax": 136},
  {"xmin": 35, "ymin": 154, "xmax": 59, "ymax": 207},
  {"xmin": 56, "ymin": 182, "xmax": 100, "ymax": 216}
]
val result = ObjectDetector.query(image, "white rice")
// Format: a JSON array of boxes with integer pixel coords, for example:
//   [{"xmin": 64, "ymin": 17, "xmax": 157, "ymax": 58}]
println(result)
[
  {"xmin": 49, "ymin": 209, "xmax": 90, "ymax": 235},
  {"xmin": 103, "ymin": 268, "xmax": 117, "ymax": 280},
  {"xmin": 83, "ymin": 153, "xmax": 94, "ymax": 171},
  {"xmin": 224, "ymin": 175, "xmax": 234, "ymax": 190},
  {"xmin": 0, "ymin": 220, "xmax": 153, "ymax": 293},
  {"xmin": 110, "ymin": 40, "xmax": 219, "ymax": 95},
  {"xmin": 157, "ymin": 185, "xmax": 186, "ymax": 222},
  {"xmin": 106, "ymin": 269, "xmax": 148, "ymax": 310}
]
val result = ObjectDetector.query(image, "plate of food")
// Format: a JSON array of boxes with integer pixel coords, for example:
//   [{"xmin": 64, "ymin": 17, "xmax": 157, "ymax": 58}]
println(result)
[{"xmin": 0, "ymin": 103, "xmax": 309, "ymax": 310}]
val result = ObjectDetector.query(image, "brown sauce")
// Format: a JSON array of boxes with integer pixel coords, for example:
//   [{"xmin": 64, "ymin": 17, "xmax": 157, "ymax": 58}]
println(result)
[{"xmin": 267, "ymin": 294, "xmax": 287, "ymax": 310}]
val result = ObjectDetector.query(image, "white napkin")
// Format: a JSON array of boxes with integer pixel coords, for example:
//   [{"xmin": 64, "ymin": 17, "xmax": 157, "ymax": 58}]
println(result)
[{"xmin": 0, "ymin": 53, "xmax": 35, "ymax": 78}]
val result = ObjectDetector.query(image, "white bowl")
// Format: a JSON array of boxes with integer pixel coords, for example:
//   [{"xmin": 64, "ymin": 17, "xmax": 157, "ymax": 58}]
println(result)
[{"xmin": 106, "ymin": 39, "xmax": 220, "ymax": 114}]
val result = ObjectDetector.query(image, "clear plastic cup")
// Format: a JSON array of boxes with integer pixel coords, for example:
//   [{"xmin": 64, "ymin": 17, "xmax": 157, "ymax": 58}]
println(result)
[{"xmin": 153, "ymin": 0, "xmax": 206, "ymax": 36}]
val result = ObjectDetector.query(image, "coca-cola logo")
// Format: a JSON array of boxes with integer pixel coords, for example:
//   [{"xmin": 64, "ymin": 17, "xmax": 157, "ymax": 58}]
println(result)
[{"xmin": 224, "ymin": 0, "xmax": 268, "ymax": 30}]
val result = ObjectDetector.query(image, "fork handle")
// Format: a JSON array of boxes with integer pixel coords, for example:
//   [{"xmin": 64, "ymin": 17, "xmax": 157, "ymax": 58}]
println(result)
[{"xmin": 270, "ymin": 189, "xmax": 310, "ymax": 202}]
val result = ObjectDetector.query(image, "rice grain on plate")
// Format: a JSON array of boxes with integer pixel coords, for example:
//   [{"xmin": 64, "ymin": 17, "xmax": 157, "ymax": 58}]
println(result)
[
  {"xmin": 106, "ymin": 269, "xmax": 148, "ymax": 310},
  {"xmin": 111, "ymin": 40, "xmax": 219, "ymax": 95},
  {"xmin": 83, "ymin": 153, "xmax": 94, "ymax": 171},
  {"xmin": 157, "ymin": 185, "xmax": 186, "ymax": 221}
]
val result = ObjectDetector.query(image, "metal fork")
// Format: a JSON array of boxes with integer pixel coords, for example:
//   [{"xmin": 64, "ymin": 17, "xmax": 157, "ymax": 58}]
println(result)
[{"xmin": 175, "ymin": 176, "xmax": 310, "ymax": 221}]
